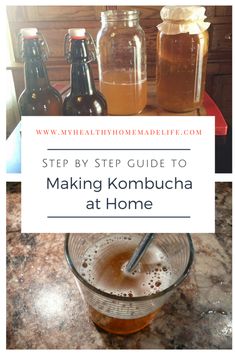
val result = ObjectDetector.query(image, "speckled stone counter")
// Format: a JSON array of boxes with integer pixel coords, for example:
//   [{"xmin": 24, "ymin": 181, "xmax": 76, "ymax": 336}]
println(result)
[{"xmin": 7, "ymin": 182, "xmax": 232, "ymax": 349}]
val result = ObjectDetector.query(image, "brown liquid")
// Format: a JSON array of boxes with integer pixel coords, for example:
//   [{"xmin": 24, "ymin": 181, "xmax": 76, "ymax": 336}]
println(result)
[
  {"xmin": 100, "ymin": 70, "xmax": 147, "ymax": 115},
  {"xmin": 18, "ymin": 36, "xmax": 63, "ymax": 116},
  {"xmin": 18, "ymin": 86, "xmax": 62, "ymax": 115},
  {"xmin": 63, "ymin": 91, "xmax": 107, "ymax": 116},
  {"xmin": 80, "ymin": 235, "xmax": 172, "ymax": 334},
  {"xmin": 89, "ymin": 305, "xmax": 160, "ymax": 335},
  {"xmin": 156, "ymin": 31, "xmax": 209, "ymax": 112},
  {"xmin": 63, "ymin": 37, "xmax": 107, "ymax": 116}
]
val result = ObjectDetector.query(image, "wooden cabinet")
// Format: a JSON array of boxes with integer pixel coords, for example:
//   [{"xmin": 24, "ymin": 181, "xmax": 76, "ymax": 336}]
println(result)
[
  {"xmin": 7, "ymin": 6, "xmax": 106, "ymax": 64},
  {"xmin": 7, "ymin": 5, "xmax": 232, "ymax": 125}
]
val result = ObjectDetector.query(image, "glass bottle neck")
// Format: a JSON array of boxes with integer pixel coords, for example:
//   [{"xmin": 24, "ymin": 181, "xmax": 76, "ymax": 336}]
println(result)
[
  {"xmin": 23, "ymin": 38, "xmax": 50, "ymax": 91},
  {"xmin": 70, "ymin": 63, "xmax": 95, "ymax": 95},
  {"xmin": 69, "ymin": 39, "xmax": 95, "ymax": 95},
  {"xmin": 24, "ymin": 60, "xmax": 50, "ymax": 90}
]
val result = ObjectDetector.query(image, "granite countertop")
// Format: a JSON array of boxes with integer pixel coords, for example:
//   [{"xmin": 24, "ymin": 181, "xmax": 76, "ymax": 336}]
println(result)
[{"xmin": 6, "ymin": 182, "xmax": 232, "ymax": 349}]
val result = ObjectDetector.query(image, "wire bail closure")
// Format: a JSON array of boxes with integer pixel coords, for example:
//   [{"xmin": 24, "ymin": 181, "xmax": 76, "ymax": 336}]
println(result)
[
  {"xmin": 64, "ymin": 30, "xmax": 97, "ymax": 64},
  {"xmin": 17, "ymin": 29, "xmax": 49, "ymax": 62}
]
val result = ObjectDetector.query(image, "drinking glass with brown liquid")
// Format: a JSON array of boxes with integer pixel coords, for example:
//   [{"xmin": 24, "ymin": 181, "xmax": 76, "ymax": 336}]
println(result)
[{"xmin": 65, "ymin": 233, "xmax": 194, "ymax": 335}]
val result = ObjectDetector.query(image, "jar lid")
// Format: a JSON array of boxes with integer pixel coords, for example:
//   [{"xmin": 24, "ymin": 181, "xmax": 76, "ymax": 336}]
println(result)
[
  {"xmin": 20, "ymin": 28, "xmax": 38, "ymax": 38},
  {"xmin": 158, "ymin": 6, "xmax": 210, "ymax": 34}
]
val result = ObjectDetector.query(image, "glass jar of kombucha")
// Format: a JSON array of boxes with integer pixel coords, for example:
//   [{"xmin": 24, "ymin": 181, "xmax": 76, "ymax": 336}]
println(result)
[
  {"xmin": 96, "ymin": 10, "xmax": 147, "ymax": 115},
  {"xmin": 156, "ymin": 6, "xmax": 210, "ymax": 113}
]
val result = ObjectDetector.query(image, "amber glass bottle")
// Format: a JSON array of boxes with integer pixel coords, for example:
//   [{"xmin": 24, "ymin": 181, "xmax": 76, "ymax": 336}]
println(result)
[
  {"xmin": 63, "ymin": 28, "xmax": 107, "ymax": 116},
  {"xmin": 18, "ymin": 28, "xmax": 62, "ymax": 116}
]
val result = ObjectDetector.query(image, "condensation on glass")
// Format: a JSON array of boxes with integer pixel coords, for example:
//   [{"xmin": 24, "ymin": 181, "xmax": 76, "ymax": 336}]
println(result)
[
  {"xmin": 96, "ymin": 10, "xmax": 147, "ymax": 115},
  {"xmin": 156, "ymin": 6, "xmax": 210, "ymax": 113}
]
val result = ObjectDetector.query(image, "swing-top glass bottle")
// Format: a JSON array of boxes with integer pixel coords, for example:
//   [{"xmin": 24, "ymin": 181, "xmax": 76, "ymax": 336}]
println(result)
[
  {"xmin": 18, "ymin": 28, "xmax": 62, "ymax": 116},
  {"xmin": 63, "ymin": 28, "xmax": 107, "ymax": 116}
]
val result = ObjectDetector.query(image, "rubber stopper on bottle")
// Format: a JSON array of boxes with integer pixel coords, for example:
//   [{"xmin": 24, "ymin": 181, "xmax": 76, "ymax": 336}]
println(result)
[
  {"xmin": 68, "ymin": 28, "xmax": 86, "ymax": 39},
  {"xmin": 20, "ymin": 28, "xmax": 38, "ymax": 39}
]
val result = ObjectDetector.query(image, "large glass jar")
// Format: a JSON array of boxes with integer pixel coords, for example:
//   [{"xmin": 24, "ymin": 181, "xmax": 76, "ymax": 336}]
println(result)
[
  {"xmin": 156, "ymin": 6, "xmax": 210, "ymax": 113},
  {"xmin": 96, "ymin": 10, "xmax": 147, "ymax": 115}
]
